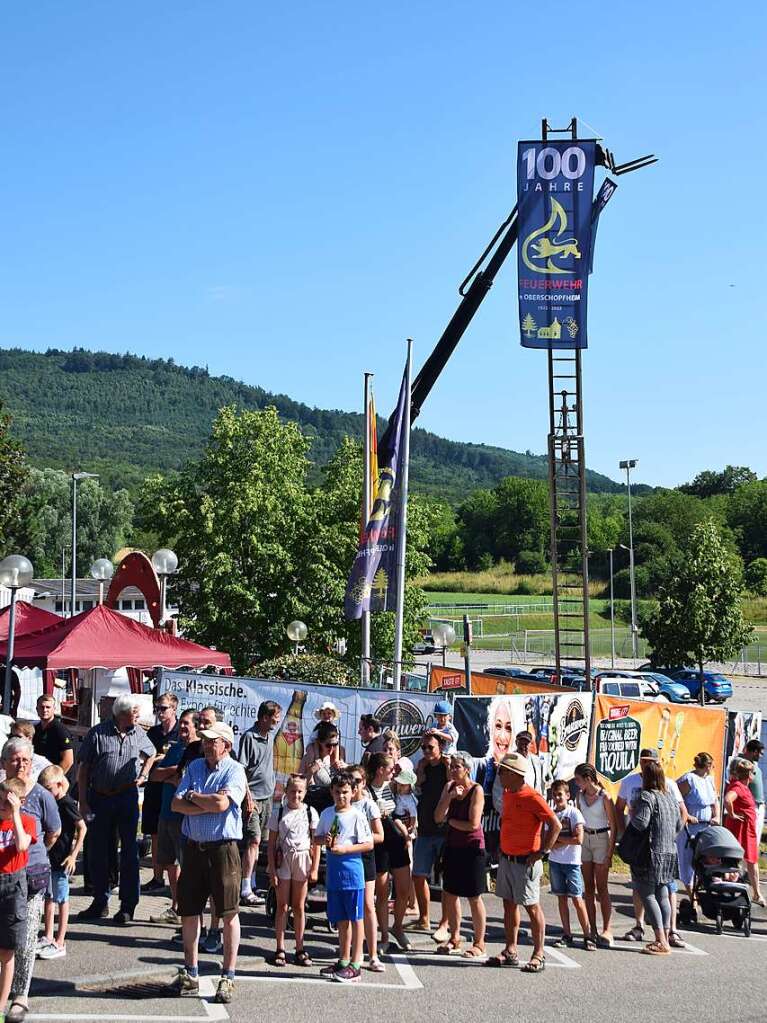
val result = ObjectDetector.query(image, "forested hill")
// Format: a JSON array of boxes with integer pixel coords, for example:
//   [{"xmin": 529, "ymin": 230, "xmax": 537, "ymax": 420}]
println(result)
[{"xmin": 0, "ymin": 348, "xmax": 621, "ymax": 500}]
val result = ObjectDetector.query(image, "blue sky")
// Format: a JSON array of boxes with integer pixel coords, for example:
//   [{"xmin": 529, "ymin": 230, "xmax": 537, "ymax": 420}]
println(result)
[{"xmin": 1, "ymin": 1, "xmax": 765, "ymax": 487}]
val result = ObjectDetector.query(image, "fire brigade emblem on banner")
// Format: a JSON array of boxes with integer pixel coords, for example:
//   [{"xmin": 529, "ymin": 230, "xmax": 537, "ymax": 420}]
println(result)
[{"xmin": 517, "ymin": 140, "xmax": 596, "ymax": 349}]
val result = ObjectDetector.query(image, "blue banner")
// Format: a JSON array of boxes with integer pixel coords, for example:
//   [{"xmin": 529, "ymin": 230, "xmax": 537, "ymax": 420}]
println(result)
[
  {"xmin": 517, "ymin": 140, "xmax": 596, "ymax": 349},
  {"xmin": 344, "ymin": 368, "xmax": 408, "ymax": 620}
]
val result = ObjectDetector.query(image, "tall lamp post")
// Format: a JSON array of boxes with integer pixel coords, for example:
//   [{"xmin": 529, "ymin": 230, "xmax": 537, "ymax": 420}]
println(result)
[
  {"xmin": 90, "ymin": 558, "xmax": 114, "ymax": 605},
  {"xmin": 286, "ymin": 620, "xmax": 307, "ymax": 655},
  {"xmin": 151, "ymin": 549, "xmax": 179, "ymax": 623},
  {"xmin": 0, "ymin": 554, "xmax": 34, "ymax": 715},
  {"xmin": 619, "ymin": 459, "xmax": 639, "ymax": 661},
  {"xmin": 606, "ymin": 547, "xmax": 615, "ymax": 668},
  {"xmin": 71, "ymin": 472, "xmax": 99, "ymax": 617},
  {"xmin": 431, "ymin": 621, "xmax": 456, "ymax": 668}
]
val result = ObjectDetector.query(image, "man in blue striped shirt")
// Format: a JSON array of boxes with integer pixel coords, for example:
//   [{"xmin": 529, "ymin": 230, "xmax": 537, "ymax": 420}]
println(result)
[{"xmin": 170, "ymin": 721, "xmax": 247, "ymax": 1005}]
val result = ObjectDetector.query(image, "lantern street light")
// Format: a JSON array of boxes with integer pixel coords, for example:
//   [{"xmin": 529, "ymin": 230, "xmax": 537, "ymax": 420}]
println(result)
[
  {"xmin": 0, "ymin": 554, "xmax": 34, "ymax": 714},
  {"xmin": 90, "ymin": 558, "xmax": 114, "ymax": 605},
  {"xmin": 431, "ymin": 621, "xmax": 457, "ymax": 668},
  {"xmin": 71, "ymin": 472, "xmax": 99, "ymax": 617},
  {"xmin": 151, "ymin": 549, "xmax": 179, "ymax": 622},
  {"xmin": 286, "ymin": 620, "xmax": 308, "ymax": 655}
]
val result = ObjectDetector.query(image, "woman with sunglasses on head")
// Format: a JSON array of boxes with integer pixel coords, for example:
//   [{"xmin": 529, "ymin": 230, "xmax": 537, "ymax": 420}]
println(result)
[
  {"xmin": 433, "ymin": 752, "xmax": 486, "ymax": 957},
  {"xmin": 299, "ymin": 723, "xmax": 346, "ymax": 811},
  {"xmin": 366, "ymin": 753, "xmax": 412, "ymax": 953},
  {"xmin": 348, "ymin": 764, "xmax": 386, "ymax": 972}
]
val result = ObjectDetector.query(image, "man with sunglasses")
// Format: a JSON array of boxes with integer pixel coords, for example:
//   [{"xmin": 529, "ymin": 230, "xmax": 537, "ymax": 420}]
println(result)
[
  {"xmin": 141, "ymin": 693, "xmax": 180, "ymax": 894},
  {"xmin": 407, "ymin": 731, "xmax": 450, "ymax": 938}
]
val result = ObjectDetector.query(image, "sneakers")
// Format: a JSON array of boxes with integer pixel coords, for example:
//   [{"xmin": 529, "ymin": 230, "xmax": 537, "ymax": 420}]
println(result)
[
  {"xmin": 35, "ymin": 937, "xmax": 53, "ymax": 957},
  {"xmin": 39, "ymin": 943, "xmax": 67, "ymax": 960},
  {"xmin": 331, "ymin": 965, "xmax": 361, "ymax": 984},
  {"xmin": 320, "ymin": 960, "xmax": 342, "ymax": 976},
  {"xmin": 366, "ymin": 956, "xmax": 385, "ymax": 973},
  {"xmin": 201, "ymin": 929, "xmax": 223, "ymax": 954},
  {"xmin": 214, "ymin": 977, "xmax": 234, "ymax": 1004},
  {"xmin": 150, "ymin": 906, "xmax": 181, "ymax": 925},
  {"xmin": 141, "ymin": 877, "xmax": 166, "ymax": 893},
  {"xmin": 170, "ymin": 968, "xmax": 199, "ymax": 997}
]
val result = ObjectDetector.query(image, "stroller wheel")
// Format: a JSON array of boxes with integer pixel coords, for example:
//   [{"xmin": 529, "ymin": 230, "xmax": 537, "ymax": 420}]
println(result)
[
  {"xmin": 715, "ymin": 911, "xmax": 723, "ymax": 935},
  {"xmin": 744, "ymin": 913, "xmax": 752, "ymax": 938},
  {"xmin": 678, "ymin": 898, "xmax": 693, "ymax": 925}
]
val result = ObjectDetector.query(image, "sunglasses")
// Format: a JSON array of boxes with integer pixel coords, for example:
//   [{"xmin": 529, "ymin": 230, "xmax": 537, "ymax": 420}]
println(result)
[
  {"xmin": 155, "ymin": 704, "xmax": 173, "ymax": 711},
  {"xmin": 421, "ymin": 744, "xmax": 437, "ymax": 751}
]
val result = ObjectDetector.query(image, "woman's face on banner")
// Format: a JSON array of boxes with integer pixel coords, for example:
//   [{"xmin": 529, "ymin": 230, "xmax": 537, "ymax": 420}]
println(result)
[{"xmin": 492, "ymin": 701, "xmax": 513, "ymax": 760}]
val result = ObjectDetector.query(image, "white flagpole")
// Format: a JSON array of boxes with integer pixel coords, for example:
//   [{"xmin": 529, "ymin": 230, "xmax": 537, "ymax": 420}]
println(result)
[
  {"xmin": 361, "ymin": 371, "xmax": 373, "ymax": 686},
  {"xmin": 392, "ymin": 339, "xmax": 413, "ymax": 693}
]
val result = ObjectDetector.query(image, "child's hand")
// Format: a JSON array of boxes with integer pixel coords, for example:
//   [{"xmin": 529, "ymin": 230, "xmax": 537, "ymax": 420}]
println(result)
[
  {"xmin": 6, "ymin": 791, "xmax": 21, "ymax": 813},
  {"xmin": 325, "ymin": 833, "xmax": 335, "ymax": 850},
  {"xmin": 62, "ymin": 854, "xmax": 76, "ymax": 876},
  {"xmin": 309, "ymin": 870, "xmax": 318, "ymax": 885}
]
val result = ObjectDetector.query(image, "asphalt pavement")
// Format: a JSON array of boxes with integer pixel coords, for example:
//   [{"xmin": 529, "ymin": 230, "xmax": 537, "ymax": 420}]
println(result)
[{"xmin": 26, "ymin": 869, "xmax": 767, "ymax": 1023}]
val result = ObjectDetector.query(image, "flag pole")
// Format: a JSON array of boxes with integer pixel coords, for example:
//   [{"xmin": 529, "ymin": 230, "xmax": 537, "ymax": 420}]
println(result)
[
  {"xmin": 361, "ymin": 371, "xmax": 373, "ymax": 686},
  {"xmin": 392, "ymin": 339, "xmax": 413, "ymax": 693}
]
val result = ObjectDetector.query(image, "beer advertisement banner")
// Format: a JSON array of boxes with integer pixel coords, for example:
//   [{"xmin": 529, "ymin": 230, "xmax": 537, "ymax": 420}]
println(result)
[
  {"xmin": 590, "ymin": 695, "xmax": 727, "ymax": 801},
  {"xmin": 453, "ymin": 692, "xmax": 593, "ymax": 790},
  {"xmin": 430, "ymin": 664, "xmax": 568, "ymax": 696},
  {"xmin": 160, "ymin": 670, "xmax": 441, "ymax": 797},
  {"xmin": 517, "ymin": 139, "xmax": 596, "ymax": 349}
]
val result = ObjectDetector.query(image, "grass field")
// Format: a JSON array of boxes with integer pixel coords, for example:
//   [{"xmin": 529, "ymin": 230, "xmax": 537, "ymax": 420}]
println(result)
[{"xmin": 414, "ymin": 564, "xmax": 607, "ymax": 598}]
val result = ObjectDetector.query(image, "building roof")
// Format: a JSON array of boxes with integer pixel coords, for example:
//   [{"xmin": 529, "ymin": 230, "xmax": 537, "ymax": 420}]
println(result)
[{"xmin": 32, "ymin": 578, "xmax": 145, "ymax": 600}]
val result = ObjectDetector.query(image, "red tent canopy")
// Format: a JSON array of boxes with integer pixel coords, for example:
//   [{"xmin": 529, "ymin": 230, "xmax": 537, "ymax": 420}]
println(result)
[
  {"xmin": 0, "ymin": 601, "xmax": 61, "ymax": 641},
  {"xmin": 0, "ymin": 603, "xmax": 232, "ymax": 672}
]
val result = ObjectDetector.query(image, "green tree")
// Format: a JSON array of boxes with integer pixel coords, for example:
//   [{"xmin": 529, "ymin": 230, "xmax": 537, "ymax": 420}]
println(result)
[
  {"xmin": 728, "ymin": 480, "xmax": 767, "ymax": 563},
  {"xmin": 0, "ymin": 403, "xmax": 29, "ymax": 552},
  {"xmin": 745, "ymin": 558, "xmax": 767, "ymax": 597},
  {"xmin": 642, "ymin": 519, "xmax": 753, "ymax": 703},
  {"xmin": 492, "ymin": 477, "xmax": 549, "ymax": 564},
  {"xmin": 679, "ymin": 465, "xmax": 757, "ymax": 498}
]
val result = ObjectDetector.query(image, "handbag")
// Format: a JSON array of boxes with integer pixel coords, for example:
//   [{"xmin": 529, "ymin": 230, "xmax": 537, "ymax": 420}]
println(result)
[
  {"xmin": 26, "ymin": 864, "xmax": 50, "ymax": 897},
  {"xmin": 618, "ymin": 791, "xmax": 655, "ymax": 867}
]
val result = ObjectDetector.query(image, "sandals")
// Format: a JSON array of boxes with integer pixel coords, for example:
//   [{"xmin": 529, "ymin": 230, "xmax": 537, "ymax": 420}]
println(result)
[
  {"xmin": 390, "ymin": 930, "xmax": 413, "ymax": 952},
  {"xmin": 551, "ymin": 934, "xmax": 574, "ymax": 948},
  {"xmin": 272, "ymin": 949, "xmax": 287, "ymax": 967},
  {"xmin": 596, "ymin": 933, "xmax": 613, "ymax": 949},
  {"xmin": 641, "ymin": 941, "xmax": 671, "ymax": 955},
  {"xmin": 462, "ymin": 944, "xmax": 485, "ymax": 958},
  {"xmin": 521, "ymin": 953, "xmax": 546, "ymax": 973},
  {"xmin": 435, "ymin": 939, "xmax": 463, "ymax": 955},
  {"xmin": 622, "ymin": 925, "xmax": 644, "ymax": 942},
  {"xmin": 295, "ymin": 949, "xmax": 313, "ymax": 967},
  {"xmin": 584, "ymin": 937, "xmax": 597, "ymax": 951},
  {"xmin": 431, "ymin": 924, "xmax": 450, "ymax": 944},
  {"xmin": 667, "ymin": 931, "xmax": 686, "ymax": 949},
  {"xmin": 484, "ymin": 949, "xmax": 520, "ymax": 968}
]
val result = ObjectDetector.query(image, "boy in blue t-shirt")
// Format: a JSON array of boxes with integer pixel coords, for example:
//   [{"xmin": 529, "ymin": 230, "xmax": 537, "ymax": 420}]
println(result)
[{"xmin": 314, "ymin": 771, "xmax": 373, "ymax": 983}]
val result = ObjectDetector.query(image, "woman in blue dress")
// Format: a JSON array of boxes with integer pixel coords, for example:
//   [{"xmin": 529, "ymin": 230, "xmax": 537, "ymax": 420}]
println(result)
[{"xmin": 676, "ymin": 752, "xmax": 720, "ymax": 899}]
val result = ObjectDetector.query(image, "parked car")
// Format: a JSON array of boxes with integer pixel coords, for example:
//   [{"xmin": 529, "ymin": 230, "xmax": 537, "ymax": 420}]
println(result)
[
  {"xmin": 594, "ymin": 671, "xmax": 692, "ymax": 704},
  {"xmin": 413, "ymin": 632, "xmax": 436, "ymax": 655},
  {"xmin": 484, "ymin": 666, "xmax": 535, "ymax": 678},
  {"xmin": 669, "ymin": 669, "xmax": 733, "ymax": 703}
]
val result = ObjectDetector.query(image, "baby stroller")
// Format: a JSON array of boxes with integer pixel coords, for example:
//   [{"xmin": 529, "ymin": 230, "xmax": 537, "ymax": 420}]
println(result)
[{"xmin": 677, "ymin": 824, "xmax": 752, "ymax": 937}]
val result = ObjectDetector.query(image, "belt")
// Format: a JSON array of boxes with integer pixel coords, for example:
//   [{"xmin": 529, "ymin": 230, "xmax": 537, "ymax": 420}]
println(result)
[
  {"xmin": 585, "ymin": 827, "xmax": 610, "ymax": 835},
  {"xmin": 92, "ymin": 783, "xmax": 137, "ymax": 797},
  {"xmin": 186, "ymin": 839, "xmax": 236, "ymax": 851},
  {"xmin": 501, "ymin": 852, "xmax": 535, "ymax": 863}
]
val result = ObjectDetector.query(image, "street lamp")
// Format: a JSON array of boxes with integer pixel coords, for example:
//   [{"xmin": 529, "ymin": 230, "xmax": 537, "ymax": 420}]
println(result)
[
  {"xmin": 151, "ymin": 549, "xmax": 179, "ymax": 622},
  {"xmin": 89, "ymin": 558, "xmax": 114, "ymax": 605},
  {"xmin": 71, "ymin": 472, "xmax": 99, "ymax": 617},
  {"xmin": 286, "ymin": 620, "xmax": 308, "ymax": 655},
  {"xmin": 605, "ymin": 548, "xmax": 616, "ymax": 668},
  {"xmin": 0, "ymin": 554, "xmax": 34, "ymax": 714},
  {"xmin": 619, "ymin": 459, "xmax": 639, "ymax": 660},
  {"xmin": 431, "ymin": 621, "xmax": 456, "ymax": 668}
]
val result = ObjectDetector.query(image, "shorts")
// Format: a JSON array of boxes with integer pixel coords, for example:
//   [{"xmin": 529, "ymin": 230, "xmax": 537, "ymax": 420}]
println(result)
[
  {"xmin": 374, "ymin": 823, "xmax": 410, "ymax": 874},
  {"xmin": 0, "ymin": 870, "xmax": 27, "ymax": 950},
  {"xmin": 45, "ymin": 868, "xmax": 70, "ymax": 905},
  {"xmin": 412, "ymin": 834, "xmax": 445, "ymax": 878},
  {"xmin": 327, "ymin": 887, "xmax": 365, "ymax": 925},
  {"xmin": 549, "ymin": 861, "xmax": 585, "ymax": 898},
  {"xmin": 276, "ymin": 849, "xmax": 312, "ymax": 883},
  {"xmin": 141, "ymin": 782, "xmax": 163, "ymax": 835},
  {"xmin": 242, "ymin": 798, "xmax": 272, "ymax": 845},
  {"xmin": 156, "ymin": 817, "xmax": 185, "ymax": 868},
  {"xmin": 582, "ymin": 830, "xmax": 611, "ymax": 865},
  {"xmin": 361, "ymin": 849, "xmax": 376, "ymax": 883},
  {"xmin": 442, "ymin": 845, "xmax": 487, "ymax": 898},
  {"xmin": 496, "ymin": 855, "xmax": 542, "ymax": 906},
  {"xmin": 177, "ymin": 840, "xmax": 241, "ymax": 918}
]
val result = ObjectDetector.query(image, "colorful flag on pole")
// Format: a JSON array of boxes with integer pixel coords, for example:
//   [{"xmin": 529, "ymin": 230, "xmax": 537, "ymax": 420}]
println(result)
[
  {"xmin": 345, "ymin": 369, "xmax": 408, "ymax": 620},
  {"xmin": 368, "ymin": 390, "xmax": 379, "ymax": 507}
]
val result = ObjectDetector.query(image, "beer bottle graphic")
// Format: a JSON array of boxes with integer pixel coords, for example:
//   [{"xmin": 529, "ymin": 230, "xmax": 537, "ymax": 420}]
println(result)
[
  {"xmin": 669, "ymin": 712, "xmax": 685, "ymax": 768},
  {"xmin": 657, "ymin": 707, "xmax": 671, "ymax": 752},
  {"xmin": 273, "ymin": 690, "xmax": 307, "ymax": 797}
]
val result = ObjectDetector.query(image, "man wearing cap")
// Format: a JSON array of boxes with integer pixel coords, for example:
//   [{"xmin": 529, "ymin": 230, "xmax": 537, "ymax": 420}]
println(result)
[
  {"xmin": 170, "ymin": 721, "xmax": 248, "ymax": 1005},
  {"xmin": 514, "ymin": 731, "xmax": 544, "ymax": 794},
  {"xmin": 485, "ymin": 751, "xmax": 560, "ymax": 973},
  {"xmin": 615, "ymin": 748, "xmax": 687, "ymax": 946}
]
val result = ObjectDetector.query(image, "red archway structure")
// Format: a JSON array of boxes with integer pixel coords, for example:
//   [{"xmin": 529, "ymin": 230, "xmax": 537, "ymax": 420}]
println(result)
[{"xmin": 105, "ymin": 551, "xmax": 163, "ymax": 627}]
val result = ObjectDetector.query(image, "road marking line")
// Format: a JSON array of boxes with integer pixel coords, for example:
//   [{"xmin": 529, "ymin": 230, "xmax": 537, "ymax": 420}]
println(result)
[
  {"xmin": 543, "ymin": 945, "xmax": 581, "ymax": 969},
  {"xmin": 29, "ymin": 1015, "xmax": 210, "ymax": 1022},
  {"xmin": 673, "ymin": 938, "xmax": 707, "ymax": 956},
  {"xmin": 387, "ymin": 953, "xmax": 425, "ymax": 989},
  {"xmin": 199, "ymin": 976, "xmax": 230, "ymax": 1020}
]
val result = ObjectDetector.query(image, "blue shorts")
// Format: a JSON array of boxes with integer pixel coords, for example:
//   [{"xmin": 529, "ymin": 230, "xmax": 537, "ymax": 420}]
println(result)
[
  {"xmin": 45, "ymin": 869, "xmax": 70, "ymax": 905},
  {"xmin": 549, "ymin": 861, "xmax": 584, "ymax": 898},
  {"xmin": 327, "ymin": 888, "xmax": 365, "ymax": 925},
  {"xmin": 413, "ymin": 834, "xmax": 444, "ymax": 878}
]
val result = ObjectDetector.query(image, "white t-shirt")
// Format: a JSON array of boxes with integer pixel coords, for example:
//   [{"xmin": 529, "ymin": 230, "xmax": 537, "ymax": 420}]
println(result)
[
  {"xmin": 355, "ymin": 794, "xmax": 382, "ymax": 828},
  {"xmin": 394, "ymin": 791, "xmax": 418, "ymax": 820},
  {"xmin": 315, "ymin": 804, "xmax": 372, "ymax": 850},
  {"xmin": 267, "ymin": 803, "xmax": 319, "ymax": 854},
  {"xmin": 549, "ymin": 805, "xmax": 585, "ymax": 865},
  {"xmin": 618, "ymin": 773, "xmax": 682, "ymax": 817}
]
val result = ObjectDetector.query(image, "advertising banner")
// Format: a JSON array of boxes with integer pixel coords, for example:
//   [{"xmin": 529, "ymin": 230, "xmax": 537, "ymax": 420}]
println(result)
[
  {"xmin": 590, "ymin": 695, "xmax": 727, "ymax": 800},
  {"xmin": 453, "ymin": 692, "xmax": 593, "ymax": 790},
  {"xmin": 159, "ymin": 670, "xmax": 441, "ymax": 796},
  {"xmin": 430, "ymin": 664, "xmax": 568, "ymax": 696},
  {"xmin": 517, "ymin": 139, "xmax": 596, "ymax": 349}
]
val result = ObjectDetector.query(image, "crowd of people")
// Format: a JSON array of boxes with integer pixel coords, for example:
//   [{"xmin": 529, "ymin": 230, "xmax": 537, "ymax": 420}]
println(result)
[{"xmin": 0, "ymin": 691, "xmax": 763, "ymax": 1017}]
